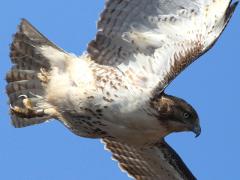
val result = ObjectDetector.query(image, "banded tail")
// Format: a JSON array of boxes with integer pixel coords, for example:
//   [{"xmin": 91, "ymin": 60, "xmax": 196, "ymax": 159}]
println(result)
[{"xmin": 6, "ymin": 19, "xmax": 64, "ymax": 128}]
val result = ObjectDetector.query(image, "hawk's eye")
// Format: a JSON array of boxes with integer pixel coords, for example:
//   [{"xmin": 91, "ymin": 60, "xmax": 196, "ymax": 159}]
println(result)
[{"xmin": 183, "ymin": 112, "xmax": 190, "ymax": 119}]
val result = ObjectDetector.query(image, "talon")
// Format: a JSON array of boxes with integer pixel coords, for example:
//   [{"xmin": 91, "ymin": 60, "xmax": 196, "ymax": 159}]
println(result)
[
  {"xmin": 17, "ymin": 95, "xmax": 34, "ymax": 110},
  {"xmin": 18, "ymin": 95, "xmax": 28, "ymax": 99},
  {"xmin": 10, "ymin": 104, "xmax": 19, "ymax": 112},
  {"xmin": 10, "ymin": 104, "xmax": 29, "ymax": 115},
  {"xmin": 10, "ymin": 103, "xmax": 44, "ymax": 118},
  {"xmin": 9, "ymin": 96, "xmax": 36, "ymax": 118},
  {"xmin": 9, "ymin": 93, "xmax": 46, "ymax": 118},
  {"xmin": 23, "ymin": 98, "xmax": 33, "ymax": 110}
]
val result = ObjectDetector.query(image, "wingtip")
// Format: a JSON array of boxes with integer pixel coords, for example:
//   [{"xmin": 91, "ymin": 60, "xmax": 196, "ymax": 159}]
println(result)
[
  {"xmin": 224, "ymin": 1, "xmax": 239, "ymax": 23},
  {"xmin": 20, "ymin": 18, "xmax": 28, "ymax": 23},
  {"xmin": 18, "ymin": 18, "xmax": 27, "ymax": 33},
  {"xmin": 232, "ymin": 1, "xmax": 239, "ymax": 8},
  {"xmin": 231, "ymin": 1, "xmax": 239, "ymax": 13},
  {"xmin": 19, "ymin": 18, "xmax": 29, "ymax": 27},
  {"xmin": 18, "ymin": 18, "xmax": 33, "ymax": 31}
]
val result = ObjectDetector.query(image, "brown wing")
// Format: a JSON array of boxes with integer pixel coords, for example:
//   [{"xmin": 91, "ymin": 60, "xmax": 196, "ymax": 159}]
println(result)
[{"xmin": 102, "ymin": 138, "xmax": 196, "ymax": 180}]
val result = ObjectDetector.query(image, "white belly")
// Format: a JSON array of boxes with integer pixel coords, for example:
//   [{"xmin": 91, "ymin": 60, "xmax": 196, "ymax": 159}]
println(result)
[{"xmin": 45, "ymin": 54, "xmax": 165, "ymax": 145}]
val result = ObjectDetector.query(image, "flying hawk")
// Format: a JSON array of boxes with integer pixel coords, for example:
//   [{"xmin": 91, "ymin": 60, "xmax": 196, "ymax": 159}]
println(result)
[{"xmin": 6, "ymin": 0, "xmax": 238, "ymax": 179}]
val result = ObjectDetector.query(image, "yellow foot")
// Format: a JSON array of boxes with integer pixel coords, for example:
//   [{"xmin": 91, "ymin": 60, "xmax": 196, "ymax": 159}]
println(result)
[{"xmin": 10, "ymin": 95, "xmax": 44, "ymax": 118}]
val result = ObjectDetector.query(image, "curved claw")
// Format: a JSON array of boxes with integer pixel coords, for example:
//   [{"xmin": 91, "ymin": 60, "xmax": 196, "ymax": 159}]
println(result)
[
  {"xmin": 9, "ymin": 103, "xmax": 26, "ymax": 114},
  {"xmin": 10, "ymin": 95, "xmax": 34, "ymax": 115},
  {"xmin": 9, "ymin": 104, "xmax": 15, "ymax": 110},
  {"xmin": 23, "ymin": 98, "xmax": 33, "ymax": 110},
  {"xmin": 18, "ymin": 95, "xmax": 28, "ymax": 99}
]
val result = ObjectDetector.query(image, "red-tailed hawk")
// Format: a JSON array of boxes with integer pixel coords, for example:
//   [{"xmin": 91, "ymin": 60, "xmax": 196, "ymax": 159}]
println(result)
[{"xmin": 6, "ymin": 0, "xmax": 238, "ymax": 179}]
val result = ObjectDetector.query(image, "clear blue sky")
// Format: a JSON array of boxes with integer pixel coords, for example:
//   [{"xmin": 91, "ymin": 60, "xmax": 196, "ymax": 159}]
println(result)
[{"xmin": 0, "ymin": 1, "xmax": 239, "ymax": 180}]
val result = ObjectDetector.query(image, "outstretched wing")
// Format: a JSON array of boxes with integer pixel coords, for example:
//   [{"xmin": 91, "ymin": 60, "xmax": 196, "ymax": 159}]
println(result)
[
  {"xmin": 88, "ymin": 0, "xmax": 238, "ymax": 92},
  {"xmin": 102, "ymin": 138, "xmax": 196, "ymax": 180}
]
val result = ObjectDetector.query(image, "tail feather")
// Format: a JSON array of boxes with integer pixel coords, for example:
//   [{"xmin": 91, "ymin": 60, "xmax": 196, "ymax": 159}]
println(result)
[
  {"xmin": 10, "ymin": 29, "xmax": 50, "ymax": 70},
  {"xmin": 6, "ymin": 80, "xmax": 44, "ymax": 105},
  {"xmin": 11, "ymin": 114, "xmax": 51, "ymax": 128},
  {"xmin": 7, "ymin": 19, "xmax": 61, "ymax": 128},
  {"xmin": 6, "ymin": 69, "xmax": 37, "ymax": 83}
]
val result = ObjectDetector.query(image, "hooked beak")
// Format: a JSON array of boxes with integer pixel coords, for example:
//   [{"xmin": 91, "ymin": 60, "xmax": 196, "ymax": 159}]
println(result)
[{"xmin": 192, "ymin": 123, "xmax": 201, "ymax": 138}]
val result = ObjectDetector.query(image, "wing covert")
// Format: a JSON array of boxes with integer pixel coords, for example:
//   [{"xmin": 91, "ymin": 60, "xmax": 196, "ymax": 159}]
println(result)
[{"xmin": 88, "ymin": 0, "xmax": 237, "ymax": 92}]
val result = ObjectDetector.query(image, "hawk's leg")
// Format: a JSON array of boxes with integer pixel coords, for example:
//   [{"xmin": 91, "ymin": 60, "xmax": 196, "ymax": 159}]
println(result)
[{"xmin": 10, "ymin": 95, "xmax": 46, "ymax": 118}]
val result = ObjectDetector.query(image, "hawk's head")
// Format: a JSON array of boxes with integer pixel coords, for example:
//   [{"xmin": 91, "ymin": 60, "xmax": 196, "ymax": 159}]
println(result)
[{"xmin": 151, "ymin": 93, "xmax": 201, "ymax": 137}]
